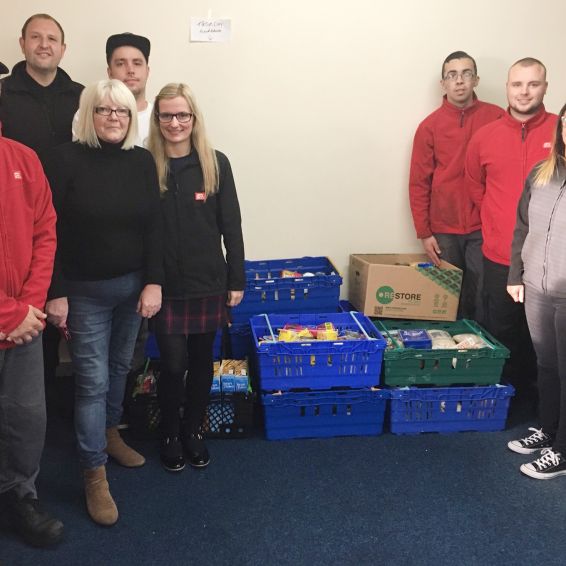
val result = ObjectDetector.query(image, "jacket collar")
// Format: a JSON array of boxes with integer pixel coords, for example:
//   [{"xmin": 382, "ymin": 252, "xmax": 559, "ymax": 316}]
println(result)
[
  {"xmin": 441, "ymin": 93, "xmax": 479, "ymax": 115},
  {"xmin": 169, "ymin": 150, "xmax": 200, "ymax": 170},
  {"xmin": 5, "ymin": 60, "xmax": 76, "ymax": 93},
  {"xmin": 503, "ymin": 104, "xmax": 549, "ymax": 130}
]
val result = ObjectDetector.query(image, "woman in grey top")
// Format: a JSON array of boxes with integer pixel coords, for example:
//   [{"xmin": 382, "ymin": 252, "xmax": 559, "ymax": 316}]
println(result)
[{"xmin": 506, "ymin": 105, "xmax": 566, "ymax": 480}]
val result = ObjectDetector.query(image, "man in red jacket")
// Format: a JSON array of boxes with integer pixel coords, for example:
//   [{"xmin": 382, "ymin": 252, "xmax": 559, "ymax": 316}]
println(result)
[
  {"xmin": 465, "ymin": 57, "xmax": 557, "ymax": 397},
  {"xmin": 0, "ymin": 133, "xmax": 62, "ymax": 547},
  {"xmin": 409, "ymin": 51, "xmax": 503, "ymax": 322}
]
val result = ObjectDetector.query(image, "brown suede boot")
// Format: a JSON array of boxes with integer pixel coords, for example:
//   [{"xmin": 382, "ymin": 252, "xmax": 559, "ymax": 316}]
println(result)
[
  {"xmin": 105, "ymin": 427, "xmax": 145, "ymax": 467},
  {"xmin": 83, "ymin": 466, "xmax": 118, "ymax": 526}
]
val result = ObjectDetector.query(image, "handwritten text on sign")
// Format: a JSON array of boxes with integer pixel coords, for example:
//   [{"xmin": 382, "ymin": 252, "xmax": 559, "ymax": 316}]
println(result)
[{"xmin": 190, "ymin": 18, "xmax": 231, "ymax": 43}]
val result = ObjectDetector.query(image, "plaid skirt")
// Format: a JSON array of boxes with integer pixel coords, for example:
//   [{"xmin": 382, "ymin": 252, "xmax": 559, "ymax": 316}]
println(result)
[{"xmin": 151, "ymin": 294, "xmax": 227, "ymax": 335}]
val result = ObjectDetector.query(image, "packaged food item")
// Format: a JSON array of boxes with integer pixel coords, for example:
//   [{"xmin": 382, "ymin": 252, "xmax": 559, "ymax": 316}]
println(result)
[
  {"xmin": 453, "ymin": 333, "xmax": 492, "ymax": 349},
  {"xmin": 317, "ymin": 322, "xmax": 338, "ymax": 341},
  {"xmin": 386, "ymin": 330, "xmax": 404, "ymax": 349},
  {"xmin": 278, "ymin": 328, "xmax": 298, "ymax": 342},
  {"xmin": 340, "ymin": 330, "xmax": 364, "ymax": 340},
  {"xmin": 281, "ymin": 270, "xmax": 303, "ymax": 278},
  {"xmin": 132, "ymin": 360, "xmax": 157, "ymax": 397},
  {"xmin": 427, "ymin": 329, "xmax": 457, "ymax": 350},
  {"xmin": 399, "ymin": 329, "xmax": 432, "ymax": 349}
]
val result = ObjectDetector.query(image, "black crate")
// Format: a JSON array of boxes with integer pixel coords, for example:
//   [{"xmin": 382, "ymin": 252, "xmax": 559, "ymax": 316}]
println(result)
[{"xmin": 127, "ymin": 392, "xmax": 255, "ymax": 440}]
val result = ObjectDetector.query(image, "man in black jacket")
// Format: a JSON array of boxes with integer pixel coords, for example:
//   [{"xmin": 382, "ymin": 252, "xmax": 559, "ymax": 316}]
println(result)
[
  {"xmin": 0, "ymin": 14, "xmax": 83, "ymax": 419},
  {"xmin": 0, "ymin": 13, "xmax": 83, "ymax": 153}
]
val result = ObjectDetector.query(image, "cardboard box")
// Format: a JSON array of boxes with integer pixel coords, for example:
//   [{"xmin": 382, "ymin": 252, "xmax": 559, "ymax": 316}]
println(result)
[{"xmin": 349, "ymin": 253, "xmax": 462, "ymax": 321}]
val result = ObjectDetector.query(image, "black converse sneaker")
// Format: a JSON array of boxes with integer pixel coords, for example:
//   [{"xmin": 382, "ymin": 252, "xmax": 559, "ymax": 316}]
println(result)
[
  {"xmin": 507, "ymin": 427, "xmax": 553, "ymax": 454},
  {"xmin": 520, "ymin": 448, "xmax": 566, "ymax": 479}
]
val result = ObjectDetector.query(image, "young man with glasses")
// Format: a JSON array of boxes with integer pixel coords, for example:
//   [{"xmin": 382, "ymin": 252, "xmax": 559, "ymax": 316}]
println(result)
[
  {"xmin": 72, "ymin": 33, "xmax": 152, "ymax": 147},
  {"xmin": 466, "ymin": 58, "xmax": 557, "ymax": 400},
  {"xmin": 409, "ymin": 51, "xmax": 504, "ymax": 322}
]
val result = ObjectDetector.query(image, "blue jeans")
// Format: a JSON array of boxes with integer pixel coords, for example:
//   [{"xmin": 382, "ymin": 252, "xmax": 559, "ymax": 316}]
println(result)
[{"xmin": 67, "ymin": 272, "xmax": 142, "ymax": 469}]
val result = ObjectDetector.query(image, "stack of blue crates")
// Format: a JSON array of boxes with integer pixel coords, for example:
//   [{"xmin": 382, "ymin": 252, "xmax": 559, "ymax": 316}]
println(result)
[
  {"xmin": 372, "ymin": 318, "xmax": 514, "ymax": 434},
  {"xmin": 228, "ymin": 256, "xmax": 343, "ymax": 361},
  {"xmin": 252, "ymin": 311, "xmax": 388, "ymax": 440}
]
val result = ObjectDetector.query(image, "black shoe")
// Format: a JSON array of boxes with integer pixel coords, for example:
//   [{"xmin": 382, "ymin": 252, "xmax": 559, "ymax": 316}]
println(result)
[
  {"xmin": 521, "ymin": 448, "xmax": 566, "ymax": 479},
  {"xmin": 182, "ymin": 432, "xmax": 210, "ymax": 468},
  {"xmin": 160, "ymin": 436, "xmax": 186, "ymax": 472},
  {"xmin": 508, "ymin": 427, "xmax": 554, "ymax": 454},
  {"xmin": 0, "ymin": 491, "xmax": 64, "ymax": 547}
]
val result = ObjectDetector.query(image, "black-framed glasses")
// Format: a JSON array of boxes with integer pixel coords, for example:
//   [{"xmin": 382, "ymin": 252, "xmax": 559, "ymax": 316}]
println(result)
[
  {"xmin": 94, "ymin": 106, "xmax": 131, "ymax": 118},
  {"xmin": 443, "ymin": 70, "xmax": 475, "ymax": 82},
  {"xmin": 156, "ymin": 112, "xmax": 193, "ymax": 123}
]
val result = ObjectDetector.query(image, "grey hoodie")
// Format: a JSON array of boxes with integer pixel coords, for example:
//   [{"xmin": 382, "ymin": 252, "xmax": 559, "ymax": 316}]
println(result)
[{"xmin": 509, "ymin": 161, "xmax": 566, "ymax": 296}]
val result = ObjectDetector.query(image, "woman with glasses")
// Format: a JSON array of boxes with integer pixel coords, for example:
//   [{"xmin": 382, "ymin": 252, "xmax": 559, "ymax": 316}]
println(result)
[
  {"xmin": 507, "ymin": 108, "xmax": 566, "ymax": 480},
  {"xmin": 42, "ymin": 79, "xmax": 163, "ymax": 525},
  {"xmin": 147, "ymin": 83, "xmax": 244, "ymax": 473}
]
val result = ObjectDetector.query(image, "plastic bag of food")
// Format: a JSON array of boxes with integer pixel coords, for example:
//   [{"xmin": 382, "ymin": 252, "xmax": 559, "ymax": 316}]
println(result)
[
  {"xmin": 453, "ymin": 333, "xmax": 491, "ymax": 349},
  {"xmin": 427, "ymin": 329, "xmax": 457, "ymax": 350}
]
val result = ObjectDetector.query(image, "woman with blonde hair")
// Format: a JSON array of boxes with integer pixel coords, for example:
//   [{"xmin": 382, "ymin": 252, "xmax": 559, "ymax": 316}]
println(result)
[
  {"xmin": 507, "ymin": 105, "xmax": 566, "ymax": 479},
  {"xmin": 43, "ymin": 79, "xmax": 163, "ymax": 524},
  {"xmin": 147, "ymin": 83, "xmax": 244, "ymax": 472}
]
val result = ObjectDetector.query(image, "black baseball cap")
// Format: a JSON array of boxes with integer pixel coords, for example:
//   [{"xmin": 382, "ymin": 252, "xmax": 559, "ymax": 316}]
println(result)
[
  {"xmin": 106, "ymin": 33, "xmax": 150, "ymax": 64},
  {"xmin": 0, "ymin": 62, "xmax": 8, "ymax": 75}
]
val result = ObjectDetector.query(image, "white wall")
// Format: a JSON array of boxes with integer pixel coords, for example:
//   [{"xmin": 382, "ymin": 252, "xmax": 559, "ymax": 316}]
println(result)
[{"xmin": 2, "ymin": 1, "xmax": 564, "ymax": 289}]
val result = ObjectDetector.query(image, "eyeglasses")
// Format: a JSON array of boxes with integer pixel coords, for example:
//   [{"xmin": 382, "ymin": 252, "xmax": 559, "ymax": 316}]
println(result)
[
  {"xmin": 156, "ymin": 112, "xmax": 193, "ymax": 123},
  {"xmin": 94, "ymin": 106, "xmax": 131, "ymax": 118},
  {"xmin": 443, "ymin": 70, "xmax": 476, "ymax": 82}
]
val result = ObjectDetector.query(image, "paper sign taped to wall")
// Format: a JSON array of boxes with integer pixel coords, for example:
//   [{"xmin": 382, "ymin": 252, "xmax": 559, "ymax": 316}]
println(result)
[{"xmin": 190, "ymin": 18, "xmax": 231, "ymax": 42}]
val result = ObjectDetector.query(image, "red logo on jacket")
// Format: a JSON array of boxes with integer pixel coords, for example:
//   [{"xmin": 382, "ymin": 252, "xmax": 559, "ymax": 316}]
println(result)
[{"xmin": 194, "ymin": 192, "xmax": 206, "ymax": 201}]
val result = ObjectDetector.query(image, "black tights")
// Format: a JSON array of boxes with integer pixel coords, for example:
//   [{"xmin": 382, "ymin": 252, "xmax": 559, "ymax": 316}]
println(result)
[{"xmin": 155, "ymin": 332, "xmax": 216, "ymax": 436}]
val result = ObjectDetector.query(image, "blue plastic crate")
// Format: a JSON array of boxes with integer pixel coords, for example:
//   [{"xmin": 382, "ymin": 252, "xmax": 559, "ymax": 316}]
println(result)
[
  {"xmin": 230, "ymin": 256, "xmax": 342, "ymax": 323},
  {"xmin": 261, "ymin": 388, "xmax": 388, "ymax": 440},
  {"xmin": 251, "ymin": 312, "xmax": 386, "ymax": 391},
  {"xmin": 389, "ymin": 384, "xmax": 515, "ymax": 434}
]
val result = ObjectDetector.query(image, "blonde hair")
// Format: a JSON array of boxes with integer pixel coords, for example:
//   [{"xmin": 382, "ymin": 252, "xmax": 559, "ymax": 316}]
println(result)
[
  {"xmin": 533, "ymin": 104, "xmax": 566, "ymax": 187},
  {"xmin": 75, "ymin": 79, "xmax": 138, "ymax": 150},
  {"xmin": 147, "ymin": 83, "xmax": 218, "ymax": 195}
]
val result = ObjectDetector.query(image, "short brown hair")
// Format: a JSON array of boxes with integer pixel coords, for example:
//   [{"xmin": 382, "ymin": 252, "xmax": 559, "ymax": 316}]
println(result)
[
  {"xmin": 21, "ymin": 14, "xmax": 65, "ymax": 44},
  {"xmin": 510, "ymin": 57, "xmax": 547, "ymax": 79}
]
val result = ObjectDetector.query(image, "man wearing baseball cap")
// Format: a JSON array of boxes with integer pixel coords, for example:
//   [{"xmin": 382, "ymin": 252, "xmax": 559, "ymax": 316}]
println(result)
[{"xmin": 72, "ymin": 32, "xmax": 152, "ymax": 147}]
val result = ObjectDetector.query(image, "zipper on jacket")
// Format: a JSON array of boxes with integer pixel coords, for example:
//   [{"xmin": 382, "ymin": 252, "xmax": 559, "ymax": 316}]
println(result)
[
  {"xmin": 541, "ymin": 180, "xmax": 566, "ymax": 293},
  {"xmin": 0, "ymin": 205, "xmax": 15, "ymax": 298},
  {"xmin": 521, "ymin": 123, "xmax": 526, "ymax": 142},
  {"xmin": 460, "ymin": 111, "xmax": 464, "ymax": 128}
]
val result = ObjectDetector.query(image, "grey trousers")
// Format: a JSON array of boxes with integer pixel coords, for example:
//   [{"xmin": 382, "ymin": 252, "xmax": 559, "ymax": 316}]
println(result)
[
  {"xmin": 525, "ymin": 286, "xmax": 566, "ymax": 454},
  {"xmin": 0, "ymin": 336, "xmax": 46, "ymax": 498},
  {"xmin": 434, "ymin": 230, "xmax": 484, "ymax": 323}
]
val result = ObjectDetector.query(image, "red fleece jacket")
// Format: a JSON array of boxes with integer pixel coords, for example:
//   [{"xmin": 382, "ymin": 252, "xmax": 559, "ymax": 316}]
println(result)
[
  {"xmin": 465, "ymin": 105, "xmax": 557, "ymax": 265},
  {"xmin": 0, "ymin": 137, "xmax": 56, "ymax": 348},
  {"xmin": 409, "ymin": 96, "xmax": 504, "ymax": 239}
]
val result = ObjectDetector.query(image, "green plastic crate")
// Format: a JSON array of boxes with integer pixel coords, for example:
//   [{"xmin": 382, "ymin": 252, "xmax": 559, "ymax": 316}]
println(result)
[{"xmin": 374, "ymin": 319, "xmax": 509, "ymax": 386}]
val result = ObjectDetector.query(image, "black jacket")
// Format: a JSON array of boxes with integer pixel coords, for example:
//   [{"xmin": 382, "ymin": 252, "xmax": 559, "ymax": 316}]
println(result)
[
  {"xmin": 0, "ymin": 61, "xmax": 83, "ymax": 154},
  {"xmin": 161, "ymin": 150, "xmax": 245, "ymax": 298}
]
